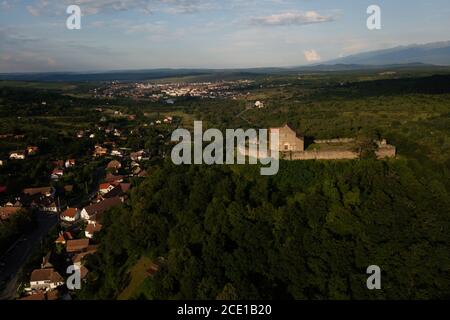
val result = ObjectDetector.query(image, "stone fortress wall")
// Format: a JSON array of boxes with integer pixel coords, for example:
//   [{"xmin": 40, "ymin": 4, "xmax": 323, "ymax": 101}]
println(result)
[
  {"xmin": 284, "ymin": 149, "xmax": 360, "ymax": 161},
  {"xmin": 273, "ymin": 124, "xmax": 396, "ymax": 161}
]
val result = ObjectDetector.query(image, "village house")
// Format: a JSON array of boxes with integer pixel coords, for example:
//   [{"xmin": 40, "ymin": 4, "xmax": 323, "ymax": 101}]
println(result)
[
  {"xmin": 99, "ymin": 182, "xmax": 117, "ymax": 195},
  {"xmin": 85, "ymin": 223, "xmax": 102, "ymax": 239},
  {"xmin": 55, "ymin": 231, "xmax": 74, "ymax": 245},
  {"xmin": 51, "ymin": 168, "xmax": 64, "ymax": 180},
  {"xmin": 132, "ymin": 166, "xmax": 143, "ymax": 176},
  {"xmin": 164, "ymin": 116, "xmax": 173, "ymax": 124},
  {"xmin": 9, "ymin": 150, "xmax": 26, "ymax": 160},
  {"xmin": 23, "ymin": 186, "xmax": 54, "ymax": 197},
  {"xmin": 19, "ymin": 289, "xmax": 60, "ymax": 300},
  {"xmin": 60, "ymin": 208, "xmax": 80, "ymax": 223},
  {"xmin": 65, "ymin": 159, "xmax": 76, "ymax": 168},
  {"xmin": 130, "ymin": 161, "xmax": 140, "ymax": 168},
  {"xmin": 66, "ymin": 238, "xmax": 90, "ymax": 254},
  {"xmin": 18, "ymin": 291, "xmax": 46, "ymax": 300},
  {"xmin": 254, "ymin": 101, "xmax": 265, "ymax": 109},
  {"xmin": 93, "ymin": 145, "xmax": 108, "ymax": 157},
  {"xmin": 27, "ymin": 146, "xmax": 39, "ymax": 155},
  {"xmin": 130, "ymin": 150, "xmax": 147, "ymax": 162},
  {"xmin": 107, "ymin": 159, "xmax": 122, "ymax": 171},
  {"xmin": 29, "ymin": 268, "xmax": 64, "ymax": 291},
  {"xmin": 72, "ymin": 246, "xmax": 98, "ymax": 268},
  {"xmin": 97, "ymin": 183, "xmax": 131, "ymax": 201},
  {"xmin": 80, "ymin": 196, "xmax": 123, "ymax": 224},
  {"xmin": 111, "ymin": 149, "xmax": 123, "ymax": 157},
  {"xmin": 105, "ymin": 173, "xmax": 124, "ymax": 183},
  {"xmin": 0, "ymin": 205, "xmax": 23, "ymax": 221}
]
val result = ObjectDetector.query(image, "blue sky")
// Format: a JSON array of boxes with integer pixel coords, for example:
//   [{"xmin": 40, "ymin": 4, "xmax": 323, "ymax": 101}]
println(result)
[{"xmin": 1, "ymin": 0, "xmax": 449, "ymax": 72}]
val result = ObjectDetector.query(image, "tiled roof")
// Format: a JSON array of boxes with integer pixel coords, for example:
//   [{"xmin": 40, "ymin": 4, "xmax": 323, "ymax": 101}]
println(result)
[
  {"xmin": 61, "ymin": 208, "xmax": 78, "ymax": 218},
  {"xmin": 30, "ymin": 268, "xmax": 63, "ymax": 283},
  {"xmin": 66, "ymin": 239, "xmax": 90, "ymax": 253}
]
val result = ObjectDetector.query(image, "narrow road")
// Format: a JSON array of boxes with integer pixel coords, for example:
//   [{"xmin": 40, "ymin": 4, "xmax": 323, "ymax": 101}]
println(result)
[
  {"xmin": 0, "ymin": 212, "xmax": 57, "ymax": 300},
  {"xmin": 0, "ymin": 166, "xmax": 103, "ymax": 300}
]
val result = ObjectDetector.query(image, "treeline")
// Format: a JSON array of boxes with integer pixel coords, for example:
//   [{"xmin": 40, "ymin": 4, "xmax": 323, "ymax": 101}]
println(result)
[{"xmin": 79, "ymin": 158, "xmax": 450, "ymax": 300}]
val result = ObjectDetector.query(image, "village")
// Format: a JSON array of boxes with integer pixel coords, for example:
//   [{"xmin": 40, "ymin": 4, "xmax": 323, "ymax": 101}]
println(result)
[{"xmin": 0, "ymin": 109, "xmax": 179, "ymax": 300}]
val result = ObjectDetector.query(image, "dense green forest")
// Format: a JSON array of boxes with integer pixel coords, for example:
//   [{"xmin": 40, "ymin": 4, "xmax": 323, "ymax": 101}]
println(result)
[{"xmin": 79, "ymin": 157, "xmax": 450, "ymax": 300}]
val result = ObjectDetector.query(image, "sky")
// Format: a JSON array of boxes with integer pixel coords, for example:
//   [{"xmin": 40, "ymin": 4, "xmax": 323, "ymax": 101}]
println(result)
[{"xmin": 1, "ymin": 0, "xmax": 449, "ymax": 72}]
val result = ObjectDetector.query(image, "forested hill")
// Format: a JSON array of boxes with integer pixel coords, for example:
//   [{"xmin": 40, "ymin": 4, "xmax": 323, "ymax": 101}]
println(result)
[{"xmin": 79, "ymin": 158, "xmax": 450, "ymax": 300}]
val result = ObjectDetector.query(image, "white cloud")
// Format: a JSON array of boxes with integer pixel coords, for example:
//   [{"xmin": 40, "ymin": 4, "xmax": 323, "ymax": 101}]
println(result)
[
  {"xmin": 251, "ymin": 11, "xmax": 334, "ymax": 27},
  {"xmin": 304, "ymin": 49, "xmax": 321, "ymax": 62}
]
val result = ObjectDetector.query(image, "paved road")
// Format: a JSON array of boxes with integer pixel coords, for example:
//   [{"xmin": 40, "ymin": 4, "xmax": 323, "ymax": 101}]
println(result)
[
  {"xmin": 0, "ymin": 212, "xmax": 57, "ymax": 300},
  {"xmin": 0, "ymin": 166, "xmax": 103, "ymax": 300}
]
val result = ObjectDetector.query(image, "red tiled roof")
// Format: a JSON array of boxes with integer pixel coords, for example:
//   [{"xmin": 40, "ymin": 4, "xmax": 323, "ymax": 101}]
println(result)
[
  {"xmin": 30, "ymin": 268, "xmax": 63, "ymax": 283},
  {"xmin": 86, "ymin": 223, "xmax": 102, "ymax": 235},
  {"xmin": 83, "ymin": 197, "xmax": 123, "ymax": 218},
  {"xmin": 22, "ymin": 186, "xmax": 52, "ymax": 196},
  {"xmin": 66, "ymin": 239, "xmax": 90, "ymax": 253},
  {"xmin": 0, "ymin": 206, "xmax": 22, "ymax": 220},
  {"xmin": 105, "ymin": 173, "xmax": 124, "ymax": 183},
  {"xmin": 61, "ymin": 208, "xmax": 78, "ymax": 218},
  {"xmin": 107, "ymin": 160, "xmax": 122, "ymax": 169},
  {"xmin": 72, "ymin": 247, "xmax": 97, "ymax": 264},
  {"xmin": 99, "ymin": 182, "xmax": 114, "ymax": 190},
  {"xmin": 19, "ymin": 292, "xmax": 46, "ymax": 300},
  {"xmin": 46, "ymin": 290, "xmax": 60, "ymax": 301}
]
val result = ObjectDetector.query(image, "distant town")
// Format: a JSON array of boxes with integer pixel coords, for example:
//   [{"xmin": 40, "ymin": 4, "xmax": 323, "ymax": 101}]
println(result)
[{"xmin": 91, "ymin": 80, "xmax": 255, "ymax": 102}]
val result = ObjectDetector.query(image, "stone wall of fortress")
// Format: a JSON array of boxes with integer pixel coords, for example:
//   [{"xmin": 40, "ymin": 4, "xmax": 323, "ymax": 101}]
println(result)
[
  {"xmin": 282, "ymin": 150, "xmax": 360, "ymax": 161},
  {"xmin": 240, "ymin": 136, "xmax": 396, "ymax": 161},
  {"xmin": 313, "ymin": 138, "xmax": 356, "ymax": 144}
]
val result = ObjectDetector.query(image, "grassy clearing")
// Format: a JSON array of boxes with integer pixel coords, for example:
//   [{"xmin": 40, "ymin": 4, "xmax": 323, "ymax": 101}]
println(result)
[{"xmin": 117, "ymin": 256, "xmax": 154, "ymax": 300}]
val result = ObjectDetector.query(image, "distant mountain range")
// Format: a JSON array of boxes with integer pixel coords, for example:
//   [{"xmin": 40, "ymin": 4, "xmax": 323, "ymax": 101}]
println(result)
[
  {"xmin": 324, "ymin": 41, "xmax": 450, "ymax": 66},
  {"xmin": 1, "ymin": 41, "xmax": 449, "ymax": 82}
]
